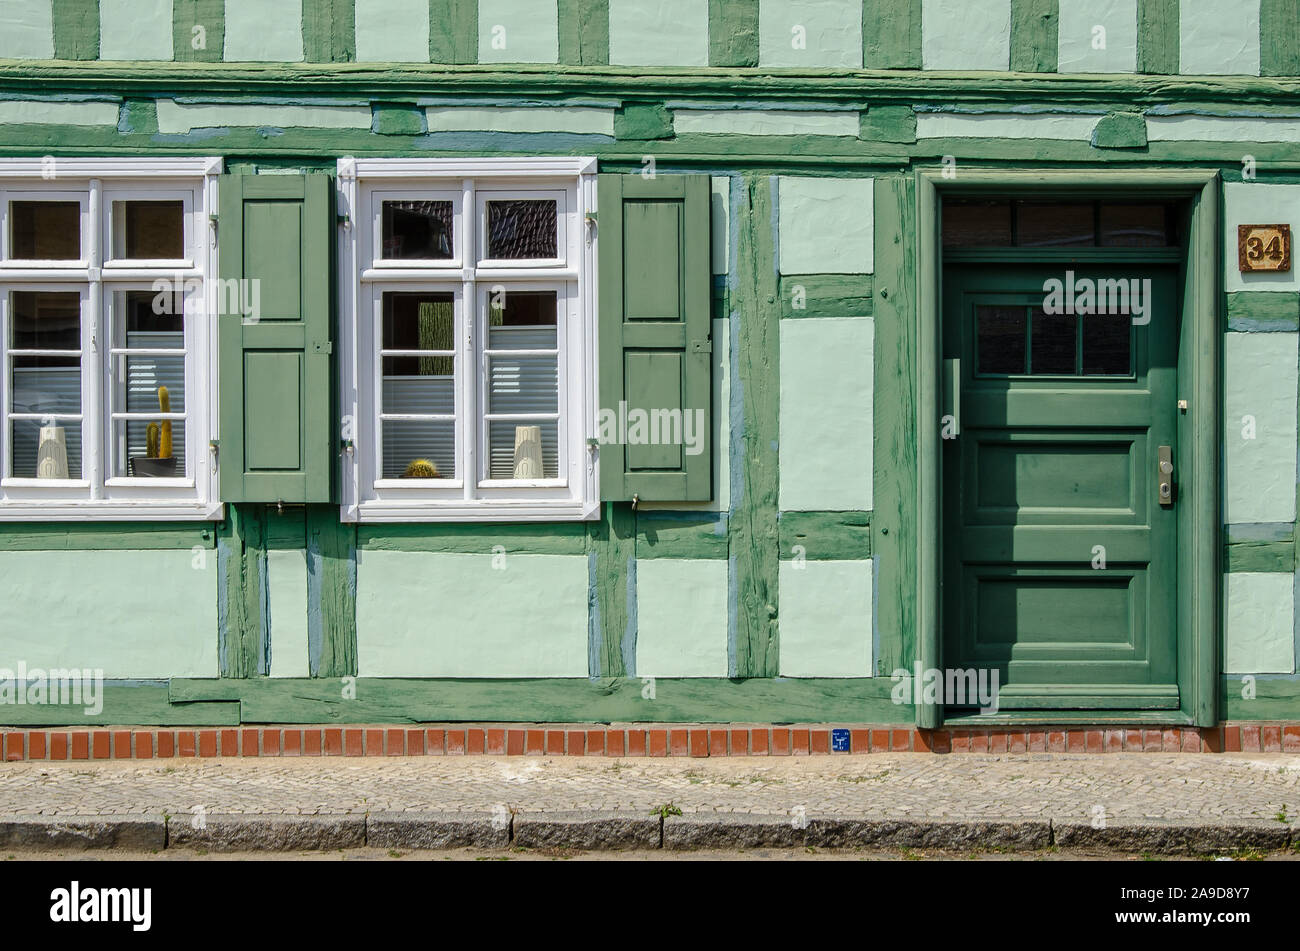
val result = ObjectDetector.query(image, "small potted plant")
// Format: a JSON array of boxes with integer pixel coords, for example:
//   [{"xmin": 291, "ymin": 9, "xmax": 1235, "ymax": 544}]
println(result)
[
  {"xmin": 401, "ymin": 458, "xmax": 439, "ymax": 479},
  {"xmin": 130, "ymin": 385, "xmax": 177, "ymax": 477}
]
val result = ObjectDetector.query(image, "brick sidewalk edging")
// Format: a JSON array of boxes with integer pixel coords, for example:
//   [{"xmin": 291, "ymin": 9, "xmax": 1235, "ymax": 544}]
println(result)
[{"xmin": 1, "ymin": 723, "xmax": 1299, "ymax": 761}]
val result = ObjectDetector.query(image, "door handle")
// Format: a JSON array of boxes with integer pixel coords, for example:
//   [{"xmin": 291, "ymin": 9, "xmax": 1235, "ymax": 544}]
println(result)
[
  {"xmin": 1157, "ymin": 445, "xmax": 1174, "ymax": 507},
  {"xmin": 942, "ymin": 358, "xmax": 960, "ymax": 438}
]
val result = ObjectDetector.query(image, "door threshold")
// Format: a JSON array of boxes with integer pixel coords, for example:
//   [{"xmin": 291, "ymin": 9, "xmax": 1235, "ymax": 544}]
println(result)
[{"xmin": 941, "ymin": 710, "xmax": 1196, "ymax": 727}]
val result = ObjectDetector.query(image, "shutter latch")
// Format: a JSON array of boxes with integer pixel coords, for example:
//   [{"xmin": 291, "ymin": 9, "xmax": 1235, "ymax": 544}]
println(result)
[{"xmin": 690, "ymin": 340, "xmax": 712, "ymax": 353}]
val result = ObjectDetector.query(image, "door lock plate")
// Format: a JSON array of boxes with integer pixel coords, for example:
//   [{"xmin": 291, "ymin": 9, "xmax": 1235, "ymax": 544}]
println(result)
[{"xmin": 1157, "ymin": 445, "xmax": 1174, "ymax": 507}]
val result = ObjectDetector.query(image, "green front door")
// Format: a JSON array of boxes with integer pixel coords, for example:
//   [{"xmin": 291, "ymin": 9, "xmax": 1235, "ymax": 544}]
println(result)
[{"xmin": 942, "ymin": 265, "xmax": 1180, "ymax": 711}]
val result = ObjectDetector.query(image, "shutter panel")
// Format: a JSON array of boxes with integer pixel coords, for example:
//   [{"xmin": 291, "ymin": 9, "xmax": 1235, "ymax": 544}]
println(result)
[
  {"xmin": 218, "ymin": 173, "xmax": 333, "ymax": 502},
  {"xmin": 598, "ymin": 174, "xmax": 712, "ymax": 501}
]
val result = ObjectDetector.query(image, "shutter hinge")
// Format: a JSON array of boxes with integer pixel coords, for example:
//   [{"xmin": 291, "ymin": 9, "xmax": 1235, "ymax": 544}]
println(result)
[
  {"xmin": 311, "ymin": 341, "xmax": 333, "ymax": 355},
  {"xmin": 341, "ymin": 438, "xmax": 354, "ymax": 455},
  {"xmin": 209, "ymin": 439, "xmax": 219, "ymax": 459},
  {"xmin": 690, "ymin": 340, "xmax": 712, "ymax": 353}
]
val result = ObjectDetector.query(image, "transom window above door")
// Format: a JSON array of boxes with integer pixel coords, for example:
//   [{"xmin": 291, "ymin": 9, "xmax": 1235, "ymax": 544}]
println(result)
[{"xmin": 337, "ymin": 158, "xmax": 598, "ymax": 522}]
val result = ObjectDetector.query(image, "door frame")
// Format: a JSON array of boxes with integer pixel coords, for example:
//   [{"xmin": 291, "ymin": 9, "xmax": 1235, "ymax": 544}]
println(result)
[{"xmin": 914, "ymin": 168, "xmax": 1221, "ymax": 729}]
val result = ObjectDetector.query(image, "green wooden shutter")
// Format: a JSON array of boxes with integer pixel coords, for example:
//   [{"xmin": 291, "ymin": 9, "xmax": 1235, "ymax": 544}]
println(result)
[
  {"xmin": 218, "ymin": 173, "xmax": 334, "ymax": 503},
  {"xmin": 598, "ymin": 174, "xmax": 712, "ymax": 501}
]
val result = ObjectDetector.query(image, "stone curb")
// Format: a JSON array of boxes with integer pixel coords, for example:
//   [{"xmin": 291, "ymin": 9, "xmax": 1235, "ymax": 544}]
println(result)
[
  {"xmin": 663, "ymin": 815, "xmax": 1052, "ymax": 851},
  {"xmin": 0, "ymin": 816, "xmax": 166, "ymax": 851},
  {"xmin": 367, "ymin": 811, "xmax": 509, "ymax": 850},
  {"xmin": 1053, "ymin": 818, "xmax": 1293, "ymax": 855},
  {"xmin": 511, "ymin": 811, "xmax": 661, "ymax": 850},
  {"xmin": 167, "ymin": 814, "xmax": 366, "ymax": 852}
]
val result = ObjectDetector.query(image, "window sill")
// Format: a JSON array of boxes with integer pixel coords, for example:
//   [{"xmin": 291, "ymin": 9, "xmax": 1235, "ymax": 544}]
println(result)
[
  {"xmin": 346, "ymin": 499, "xmax": 599, "ymax": 523},
  {"xmin": 0, "ymin": 501, "xmax": 223, "ymax": 522}
]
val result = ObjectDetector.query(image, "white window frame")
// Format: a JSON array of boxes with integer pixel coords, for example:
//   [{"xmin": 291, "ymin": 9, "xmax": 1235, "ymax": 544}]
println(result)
[
  {"xmin": 0, "ymin": 157, "xmax": 222, "ymax": 520},
  {"xmin": 337, "ymin": 157, "xmax": 599, "ymax": 523}
]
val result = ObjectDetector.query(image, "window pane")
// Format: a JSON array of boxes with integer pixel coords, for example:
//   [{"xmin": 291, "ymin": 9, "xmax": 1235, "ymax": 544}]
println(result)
[
  {"xmin": 114, "ymin": 200, "xmax": 184, "ymax": 259},
  {"xmin": 976, "ymin": 306, "xmax": 1027, "ymax": 374},
  {"xmin": 111, "ymin": 291, "xmax": 186, "ymax": 477},
  {"xmin": 382, "ymin": 292, "xmax": 453, "ymax": 350},
  {"xmin": 489, "ymin": 355, "xmax": 558, "ymax": 414},
  {"xmin": 1030, "ymin": 308, "xmax": 1078, "ymax": 374},
  {"xmin": 121, "ymin": 288, "xmax": 184, "ymax": 335},
  {"xmin": 11, "ymin": 419, "xmax": 81, "ymax": 479},
  {"xmin": 1015, "ymin": 202, "xmax": 1095, "ymax": 248},
  {"xmin": 12, "ymin": 291, "xmax": 80, "ymax": 351},
  {"xmin": 119, "ymin": 420, "xmax": 187, "ymax": 477},
  {"xmin": 381, "ymin": 200, "xmax": 453, "ymax": 260},
  {"xmin": 1100, "ymin": 203, "xmax": 1170, "ymax": 248},
  {"xmin": 1082, "ymin": 314, "xmax": 1132, "ymax": 375},
  {"xmin": 942, "ymin": 201, "xmax": 1012, "ymax": 247},
  {"xmin": 489, "ymin": 421, "xmax": 558, "ymax": 479},
  {"xmin": 488, "ymin": 289, "xmax": 557, "ymax": 350},
  {"xmin": 382, "ymin": 419, "xmax": 455, "ymax": 480},
  {"xmin": 486, "ymin": 199, "xmax": 557, "ymax": 259},
  {"xmin": 10, "ymin": 201, "xmax": 80, "ymax": 260}
]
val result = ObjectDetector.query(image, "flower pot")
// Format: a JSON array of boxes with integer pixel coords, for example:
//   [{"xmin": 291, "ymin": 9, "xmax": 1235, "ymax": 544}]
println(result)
[{"xmin": 130, "ymin": 456, "xmax": 177, "ymax": 478}]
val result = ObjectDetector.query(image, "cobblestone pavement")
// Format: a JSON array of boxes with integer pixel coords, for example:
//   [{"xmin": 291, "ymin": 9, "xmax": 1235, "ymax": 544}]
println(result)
[{"xmin": 0, "ymin": 753, "xmax": 1297, "ymax": 823}]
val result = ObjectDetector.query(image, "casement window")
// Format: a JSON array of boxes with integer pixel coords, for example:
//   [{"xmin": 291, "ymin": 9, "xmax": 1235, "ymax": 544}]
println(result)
[
  {"xmin": 0, "ymin": 158, "xmax": 221, "ymax": 519},
  {"xmin": 337, "ymin": 158, "xmax": 600, "ymax": 521}
]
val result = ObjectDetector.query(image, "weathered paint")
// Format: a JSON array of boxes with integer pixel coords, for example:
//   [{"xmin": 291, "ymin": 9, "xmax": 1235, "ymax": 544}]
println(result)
[
  {"xmin": 429, "ymin": 0, "xmax": 477, "ymax": 64},
  {"xmin": 1224, "ymin": 184, "xmax": 1300, "ymax": 293},
  {"xmin": 1180, "ymin": 0, "xmax": 1260, "ymax": 76},
  {"xmin": 779, "ymin": 274, "xmax": 872, "ymax": 318},
  {"xmin": 0, "ymin": 98, "xmax": 119, "ymax": 125},
  {"xmin": 921, "ymin": 0, "xmax": 1011, "ymax": 70},
  {"xmin": 672, "ymin": 108, "xmax": 859, "ymax": 138},
  {"xmin": 779, "ymin": 316, "xmax": 874, "ymax": 511},
  {"xmin": 171, "ymin": 0, "xmax": 223, "ymax": 62},
  {"xmin": 915, "ymin": 110, "xmax": 1100, "ymax": 139},
  {"xmin": 710, "ymin": 176, "xmax": 729, "ymax": 275},
  {"xmin": 1226, "ymin": 291, "xmax": 1300, "ymax": 332},
  {"xmin": 758, "ymin": 0, "xmax": 863, "ymax": 68},
  {"xmin": 777, "ymin": 175, "xmax": 873, "ymax": 274},
  {"xmin": 355, "ymin": 0, "xmax": 431, "ymax": 63},
  {"xmin": 860, "ymin": 104, "xmax": 917, "ymax": 143},
  {"xmin": 1057, "ymin": 0, "xmax": 1135, "ymax": 74},
  {"xmin": 268, "ymin": 548, "xmax": 310, "ymax": 678},
  {"xmin": 99, "ymin": 0, "xmax": 173, "ymax": 61},
  {"xmin": 1224, "ymin": 332, "xmax": 1299, "ymax": 525},
  {"xmin": 863, "ymin": 0, "xmax": 921, "ymax": 69},
  {"xmin": 608, "ymin": 0, "xmax": 708, "ymax": 67},
  {"xmin": 634, "ymin": 558, "xmax": 729, "ymax": 677},
  {"xmin": 778, "ymin": 510, "xmax": 871, "ymax": 559},
  {"xmin": 559, "ymin": 0, "xmax": 610, "ymax": 66},
  {"xmin": 778, "ymin": 559, "xmax": 872, "ymax": 676},
  {"xmin": 477, "ymin": 0, "xmax": 559, "ymax": 64},
  {"xmin": 0, "ymin": 0, "xmax": 55, "ymax": 59},
  {"xmin": 1224, "ymin": 572, "xmax": 1295, "ymax": 673},
  {"xmin": 424, "ymin": 104, "xmax": 614, "ymax": 135},
  {"xmin": 1260, "ymin": 0, "xmax": 1300, "ymax": 76},
  {"xmin": 1136, "ymin": 0, "xmax": 1178, "ymax": 74},
  {"xmin": 156, "ymin": 100, "xmax": 372, "ymax": 133},
  {"xmin": 307, "ymin": 507, "xmax": 357, "ymax": 678},
  {"xmin": 709, "ymin": 0, "xmax": 759, "ymax": 67},
  {"xmin": 356, "ymin": 550, "xmax": 589, "ymax": 677},
  {"xmin": 302, "ymin": 0, "xmax": 356, "ymax": 63},
  {"xmin": 1148, "ymin": 115, "xmax": 1300, "ymax": 143},
  {"xmin": 223, "ymin": 0, "xmax": 304, "ymax": 62},
  {"xmin": 1010, "ymin": 0, "xmax": 1058, "ymax": 73},
  {"xmin": 1091, "ymin": 111, "xmax": 1147, "ymax": 148},
  {"xmin": 0, "ymin": 549, "xmax": 217, "ymax": 678}
]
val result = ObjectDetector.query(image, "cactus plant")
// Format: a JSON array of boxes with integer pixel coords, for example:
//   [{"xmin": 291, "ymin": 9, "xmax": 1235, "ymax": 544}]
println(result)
[
  {"xmin": 402, "ymin": 458, "xmax": 439, "ymax": 479},
  {"xmin": 146, "ymin": 422, "xmax": 160, "ymax": 459},
  {"xmin": 157, "ymin": 386, "xmax": 172, "ymax": 458}
]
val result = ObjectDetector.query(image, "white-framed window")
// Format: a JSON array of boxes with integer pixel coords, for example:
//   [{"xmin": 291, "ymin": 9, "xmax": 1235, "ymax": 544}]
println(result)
[
  {"xmin": 0, "ymin": 158, "xmax": 222, "ymax": 520},
  {"xmin": 337, "ymin": 157, "xmax": 599, "ymax": 522}
]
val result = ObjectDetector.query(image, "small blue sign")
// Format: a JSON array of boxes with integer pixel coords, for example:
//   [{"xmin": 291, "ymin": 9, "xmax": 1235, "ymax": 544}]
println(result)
[{"xmin": 831, "ymin": 728, "xmax": 851, "ymax": 752}]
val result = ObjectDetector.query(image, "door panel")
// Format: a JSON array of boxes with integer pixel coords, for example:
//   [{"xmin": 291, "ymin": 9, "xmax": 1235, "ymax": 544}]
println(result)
[{"xmin": 942, "ymin": 265, "xmax": 1179, "ymax": 710}]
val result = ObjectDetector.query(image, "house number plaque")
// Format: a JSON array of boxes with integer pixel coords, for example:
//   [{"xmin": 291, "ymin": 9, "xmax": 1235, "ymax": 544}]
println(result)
[{"xmin": 1238, "ymin": 224, "xmax": 1291, "ymax": 273}]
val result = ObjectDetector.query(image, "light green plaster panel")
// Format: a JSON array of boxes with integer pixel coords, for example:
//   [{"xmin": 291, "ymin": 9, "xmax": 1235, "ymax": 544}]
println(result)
[
  {"xmin": 1224, "ymin": 572, "xmax": 1295, "ymax": 674},
  {"xmin": 641, "ymin": 318, "xmax": 730, "ymax": 513},
  {"xmin": 609, "ymin": 0, "xmax": 709, "ymax": 67},
  {"xmin": 0, "ymin": 549, "xmax": 216, "ymax": 678},
  {"xmin": 1224, "ymin": 184, "xmax": 1300, "ymax": 293},
  {"xmin": 779, "ymin": 317, "xmax": 874, "ymax": 511},
  {"xmin": 921, "ymin": 0, "xmax": 1010, "ymax": 70},
  {"xmin": 711, "ymin": 176, "xmax": 729, "ymax": 276},
  {"xmin": 224, "ymin": 0, "xmax": 304, "ymax": 62},
  {"xmin": 673, "ymin": 108, "xmax": 859, "ymax": 138},
  {"xmin": 1224, "ymin": 331, "xmax": 1298, "ymax": 524},
  {"xmin": 0, "ymin": 0, "xmax": 54, "ymax": 59},
  {"xmin": 915, "ymin": 111, "xmax": 1099, "ymax": 140},
  {"xmin": 268, "ymin": 548, "xmax": 309, "ymax": 678},
  {"xmin": 156, "ymin": 100, "xmax": 372, "ymax": 133},
  {"xmin": 635, "ymin": 558, "xmax": 728, "ymax": 677},
  {"xmin": 778, "ymin": 176, "xmax": 873, "ymax": 275},
  {"xmin": 424, "ymin": 105, "xmax": 614, "ymax": 135},
  {"xmin": 0, "ymin": 100, "xmax": 120, "ymax": 126},
  {"xmin": 355, "ymin": 0, "xmax": 431, "ymax": 63},
  {"xmin": 100, "ymin": 0, "xmax": 174, "ymax": 61},
  {"xmin": 1057, "ymin": 0, "xmax": 1136, "ymax": 74},
  {"xmin": 1147, "ymin": 115, "xmax": 1300, "ymax": 143},
  {"xmin": 778, "ymin": 559, "xmax": 872, "ymax": 677},
  {"xmin": 758, "ymin": 0, "xmax": 863, "ymax": 68},
  {"xmin": 478, "ymin": 0, "xmax": 559, "ymax": 64},
  {"xmin": 1180, "ymin": 0, "xmax": 1260, "ymax": 75},
  {"xmin": 356, "ymin": 550, "xmax": 588, "ymax": 677}
]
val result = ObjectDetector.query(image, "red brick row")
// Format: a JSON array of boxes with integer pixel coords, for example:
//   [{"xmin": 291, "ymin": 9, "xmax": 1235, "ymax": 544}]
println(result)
[{"xmin": 0, "ymin": 723, "xmax": 1297, "ymax": 761}]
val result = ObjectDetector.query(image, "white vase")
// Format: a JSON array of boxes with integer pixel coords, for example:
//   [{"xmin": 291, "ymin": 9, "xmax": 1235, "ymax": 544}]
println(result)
[
  {"xmin": 36, "ymin": 425, "xmax": 69, "ymax": 479},
  {"xmin": 512, "ymin": 425, "xmax": 543, "ymax": 479}
]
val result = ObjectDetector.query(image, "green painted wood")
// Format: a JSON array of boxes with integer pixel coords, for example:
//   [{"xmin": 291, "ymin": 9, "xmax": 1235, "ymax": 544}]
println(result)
[
  {"xmin": 307, "ymin": 506, "xmax": 357, "ymax": 678},
  {"xmin": 1091, "ymin": 112, "xmax": 1148, "ymax": 149},
  {"xmin": 0, "ymin": 523, "xmax": 215, "ymax": 550},
  {"xmin": 709, "ymin": 0, "xmax": 758, "ymax": 67},
  {"xmin": 559, "ymin": 0, "xmax": 609, "ymax": 66},
  {"xmin": 1225, "ymin": 291, "xmax": 1300, "ymax": 331},
  {"xmin": 589, "ymin": 502, "xmax": 635, "ymax": 677},
  {"xmin": 778, "ymin": 274, "xmax": 873, "ymax": 319},
  {"xmin": 358, "ymin": 521, "xmax": 589, "ymax": 554},
  {"xmin": 711, "ymin": 275, "xmax": 729, "ymax": 321},
  {"xmin": 1221, "ymin": 676, "xmax": 1300, "ymax": 720},
  {"xmin": 730, "ymin": 175, "xmax": 780, "ymax": 678},
  {"xmin": 862, "ymin": 0, "xmax": 921, "ymax": 70},
  {"xmin": 1010, "ymin": 0, "xmax": 1058, "ymax": 73},
  {"xmin": 614, "ymin": 102, "xmax": 673, "ymax": 140},
  {"xmin": 371, "ymin": 101, "xmax": 425, "ymax": 135},
  {"xmin": 118, "ymin": 98, "xmax": 159, "ymax": 134},
  {"xmin": 598, "ymin": 173, "xmax": 713, "ymax": 502},
  {"xmin": 872, "ymin": 175, "xmax": 918, "ymax": 684},
  {"xmin": 217, "ymin": 504, "xmax": 269, "ymax": 679},
  {"xmin": 636, "ymin": 512, "xmax": 728, "ymax": 559},
  {"xmin": 0, "ymin": 686, "xmax": 238, "ymax": 726},
  {"xmin": 218, "ymin": 173, "xmax": 334, "ymax": 504},
  {"xmin": 173, "ymin": 0, "xmax": 225, "ymax": 62},
  {"xmin": 52, "ymin": 0, "xmax": 100, "ymax": 60},
  {"xmin": 1225, "ymin": 540, "xmax": 1294, "ymax": 572},
  {"xmin": 1261, "ymin": 0, "xmax": 1300, "ymax": 77},
  {"xmin": 170, "ymin": 676, "xmax": 912, "ymax": 724},
  {"xmin": 429, "ymin": 0, "xmax": 477, "ymax": 64},
  {"xmin": 303, "ymin": 0, "xmax": 356, "ymax": 63},
  {"xmin": 860, "ymin": 105, "xmax": 916, "ymax": 144},
  {"xmin": 778, "ymin": 511, "xmax": 872, "ymax": 560},
  {"xmin": 1137, "ymin": 0, "xmax": 1178, "ymax": 75},
  {"xmin": 265, "ymin": 507, "xmax": 307, "ymax": 549}
]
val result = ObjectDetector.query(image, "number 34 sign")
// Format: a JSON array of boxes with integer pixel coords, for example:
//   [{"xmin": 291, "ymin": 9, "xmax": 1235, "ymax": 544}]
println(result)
[{"xmin": 1238, "ymin": 224, "xmax": 1291, "ymax": 273}]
